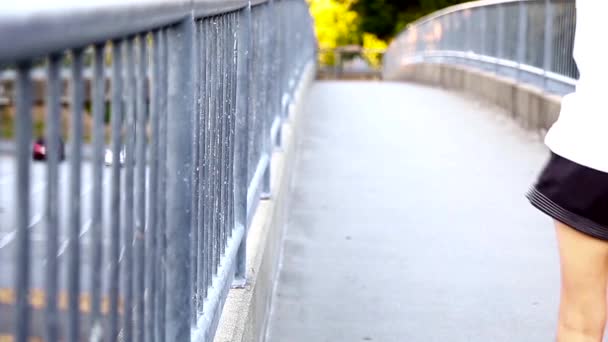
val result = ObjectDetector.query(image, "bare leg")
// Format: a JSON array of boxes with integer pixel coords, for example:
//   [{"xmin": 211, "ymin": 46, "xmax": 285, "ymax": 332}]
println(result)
[{"xmin": 555, "ymin": 221, "xmax": 608, "ymax": 342}]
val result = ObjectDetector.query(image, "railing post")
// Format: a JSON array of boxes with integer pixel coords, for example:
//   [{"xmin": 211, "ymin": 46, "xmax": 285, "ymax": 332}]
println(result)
[
  {"xmin": 14, "ymin": 62, "xmax": 32, "ymax": 342},
  {"xmin": 234, "ymin": 1, "xmax": 252, "ymax": 287},
  {"xmin": 465, "ymin": 10, "xmax": 473, "ymax": 66},
  {"xmin": 496, "ymin": 4, "xmax": 505, "ymax": 74},
  {"xmin": 517, "ymin": 1, "xmax": 528, "ymax": 82},
  {"xmin": 260, "ymin": 2, "xmax": 272, "ymax": 200},
  {"xmin": 165, "ymin": 15, "xmax": 194, "ymax": 342},
  {"xmin": 543, "ymin": 0, "xmax": 554, "ymax": 91},
  {"xmin": 479, "ymin": 7, "xmax": 486, "ymax": 57},
  {"xmin": 271, "ymin": 0, "xmax": 282, "ymax": 148}
]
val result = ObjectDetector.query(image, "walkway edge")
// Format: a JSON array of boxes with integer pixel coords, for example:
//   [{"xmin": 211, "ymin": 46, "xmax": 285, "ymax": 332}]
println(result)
[
  {"xmin": 213, "ymin": 62, "xmax": 315, "ymax": 342},
  {"xmin": 385, "ymin": 63, "xmax": 563, "ymax": 136}
]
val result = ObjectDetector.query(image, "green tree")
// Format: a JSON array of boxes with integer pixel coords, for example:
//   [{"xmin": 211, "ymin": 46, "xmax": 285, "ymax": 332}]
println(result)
[{"xmin": 352, "ymin": 0, "xmax": 469, "ymax": 40}]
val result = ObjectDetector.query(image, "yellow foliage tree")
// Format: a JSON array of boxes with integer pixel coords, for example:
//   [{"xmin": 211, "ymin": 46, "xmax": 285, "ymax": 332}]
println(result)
[
  {"xmin": 307, "ymin": 0, "xmax": 359, "ymax": 65},
  {"xmin": 361, "ymin": 32, "xmax": 387, "ymax": 68},
  {"xmin": 307, "ymin": 0, "xmax": 389, "ymax": 67}
]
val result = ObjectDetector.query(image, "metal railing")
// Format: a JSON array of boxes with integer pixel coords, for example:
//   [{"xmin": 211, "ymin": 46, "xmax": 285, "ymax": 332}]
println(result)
[
  {"xmin": 0, "ymin": 0, "xmax": 315, "ymax": 341},
  {"xmin": 383, "ymin": 0, "xmax": 577, "ymax": 95}
]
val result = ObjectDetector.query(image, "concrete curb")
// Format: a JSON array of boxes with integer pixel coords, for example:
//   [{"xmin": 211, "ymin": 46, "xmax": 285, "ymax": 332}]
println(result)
[
  {"xmin": 384, "ymin": 63, "xmax": 562, "ymax": 136},
  {"xmin": 213, "ymin": 62, "xmax": 316, "ymax": 342}
]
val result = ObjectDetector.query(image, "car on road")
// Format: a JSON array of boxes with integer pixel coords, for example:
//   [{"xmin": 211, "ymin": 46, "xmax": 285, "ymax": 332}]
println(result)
[
  {"xmin": 32, "ymin": 137, "xmax": 65, "ymax": 161},
  {"xmin": 104, "ymin": 147, "xmax": 125, "ymax": 166}
]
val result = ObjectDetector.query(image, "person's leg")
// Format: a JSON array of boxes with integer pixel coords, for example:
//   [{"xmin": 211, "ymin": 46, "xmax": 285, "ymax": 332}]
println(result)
[{"xmin": 555, "ymin": 220, "xmax": 608, "ymax": 342}]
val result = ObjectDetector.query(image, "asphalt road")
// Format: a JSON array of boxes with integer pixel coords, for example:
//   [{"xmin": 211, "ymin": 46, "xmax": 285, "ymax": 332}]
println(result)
[{"xmin": 0, "ymin": 153, "xmax": 128, "ymax": 339}]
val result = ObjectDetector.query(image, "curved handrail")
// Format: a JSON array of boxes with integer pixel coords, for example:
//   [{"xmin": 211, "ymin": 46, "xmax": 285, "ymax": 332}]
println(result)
[
  {"xmin": 404, "ymin": 0, "xmax": 531, "ymax": 28},
  {"xmin": 384, "ymin": 0, "xmax": 577, "ymax": 95},
  {"xmin": 0, "ymin": 0, "xmax": 266, "ymax": 62}
]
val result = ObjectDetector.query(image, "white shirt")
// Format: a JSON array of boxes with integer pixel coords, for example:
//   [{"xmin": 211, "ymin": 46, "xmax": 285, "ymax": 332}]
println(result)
[{"xmin": 544, "ymin": 0, "xmax": 608, "ymax": 173}]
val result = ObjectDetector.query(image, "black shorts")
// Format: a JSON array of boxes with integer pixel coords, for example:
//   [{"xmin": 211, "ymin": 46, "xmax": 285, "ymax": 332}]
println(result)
[{"xmin": 527, "ymin": 152, "xmax": 608, "ymax": 241}]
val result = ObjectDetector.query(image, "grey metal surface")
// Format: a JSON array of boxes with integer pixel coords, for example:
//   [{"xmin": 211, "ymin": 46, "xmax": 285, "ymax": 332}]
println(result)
[
  {"xmin": 90, "ymin": 43, "xmax": 105, "ymax": 339},
  {"xmin": 14, "ymin": 64, "xmax": 32, "ymax": 342},
  {"xmin": 144, "ymin": 28, "xmax": 161, "ymax": 342},
  {"xmin": 109, "ymin": 39, "xmax": 123, "ymax": 342},
  {"xmin": 44, "ymin": 54, "xmax": 61, "ymax": 342},
  {"xmin": 267, "ymin": 81, "xmax": 558, "ymax": 342},
  {"xmin": 234, "ymin": 2, "xmax": 252, "ymax": 285},
  {"xmin": 384, "ymin": 0, "xmax": 577, "ymax": 95},
  {"xmin": 134, "ymin": 33, "xmax": 148, "ymax": 342},
  {"xmin": 165, "ymin": 16, "xmax": 194, "ymax": 342},
  {"xmin": 67, "ymin": 49, "xmax": 84, "ymax": 342},
  {"xmin": 155, "ymin": 29, "xmax": 168, "ymax": 342},
  {"xmin": 123, "ymin": 37, "xmax": 136, "ymax": 342},
  {"xmin": 1, "ymin": 0, "xmax": 315, "ymax": 340},
  {"xmin": 0, "ymin": 0, "xmax": 263, "ymax": 63}
]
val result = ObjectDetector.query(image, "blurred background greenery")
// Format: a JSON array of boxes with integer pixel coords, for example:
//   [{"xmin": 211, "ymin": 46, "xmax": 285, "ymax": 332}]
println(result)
[{"xmin": 309, "ymin": 0, "xmax": 469, "ymax": 66}]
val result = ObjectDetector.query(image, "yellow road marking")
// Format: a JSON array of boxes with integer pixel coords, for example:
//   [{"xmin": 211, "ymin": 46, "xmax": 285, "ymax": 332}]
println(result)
[
  {"xmin": 0, "ymin": 335, "xmax": 43, "ymax": 342},
  {"xmin": 0, "ymin": 288, "xmax": 124, "ymax": 314}
]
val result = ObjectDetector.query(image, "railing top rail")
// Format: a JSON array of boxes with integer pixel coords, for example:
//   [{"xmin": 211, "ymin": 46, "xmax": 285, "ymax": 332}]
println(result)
[
  {"xmin": 0, "ymin": 0, "xmax": 271, "ymax": 63},
  {"xmin": 401, "ymin": 0, "xmax": 542, "ymax": 32}
]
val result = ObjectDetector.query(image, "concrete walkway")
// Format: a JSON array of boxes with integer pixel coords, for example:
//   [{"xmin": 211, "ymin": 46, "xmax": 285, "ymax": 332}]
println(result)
[{"xmin": 266, "ymin": 81, "xmax": 560, "ymax": 341}]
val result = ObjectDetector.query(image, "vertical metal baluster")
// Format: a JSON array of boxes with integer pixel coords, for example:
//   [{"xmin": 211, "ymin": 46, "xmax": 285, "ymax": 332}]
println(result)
[
  {"xmin": 279, "ymin": 2, "xmax": 285, "ymax": 113},
  {"xmin": 261, "ymin": 4, "xmax": 271, "ymax": 199},
  {"xmin": 220, "ymin": 14, "xmax": 232, "ymax": 255},
  {"xmin": 559, "ymin": 4, "xmax": 566, "ymax": 77},
  {"xmin": 234, "ymin": 1, "xmax": 252, "ymax": 287},
  {"xmin": 145, "ymin": 30, "xmax": 161, "ymax": 342},
  {"xmin": 271, "ymin": 3, "xmax": 281, "ymax": 147},
  {"xmin": 517, "ymin": 1, "xmax": 528, "ymax": 82},
  {"xmin": 465, "ymin": 10, "xmax": 472, "ymax": 58},
  {"xmin": 134, "ymin": 33, "xmax": 148, "ymax": 342},
  {"xmin": 165, "ymin": 15, "xmax": 194, "ymax": 342},
  {"xmin": 229, "ymin": 10, "xmax": 236, "ymax": 237},
  {"xmin": 212, "ymin": 16, "xmax": 221, "ymax": 277},
  {"xmin": 228, "ymin": 12, "xmax": 237, "ymax": 241},
  {"xmin": 225, "ymin": 13, "xmax": 233, "ymax": 247},
  {"xmin": 197, "ymin": 18, "xmax": 207, "ymax": 311},
  {"xmin": 568, "ymin": 3, "xmax": 576, "ymax": 78},
  {"xmin": 496, "ymin": 4, "xmax": 505, "ymax": 74},
  {"xmin": 204, "ymin": 18, "xmax": 213, "ymax": 289},
  {"xmin": 90, "ymin": 43, "xmax": 105, "ymax": 339},
  {"xmin": 67, "ymin": 48, "xmax": 84, "ymax": 342},
  {"xmin": 196, "ymin": 18, "xmax": 209, "ymax": 302},
  {"xmin": 220, "ymin": 14, "xmax": 228, "ymax": 257},
  {"xmin": 543, "ymin": 0, "xmax": 554, "ymax": 90},
  {"xmin": 109, "ymin": 39, "xmax": 124, "ymax": 342},
  {"xmin": 14, "ymin": 62, "xmax": 32, "ymax": 342},
  {"xmin": 155, "ymin": 28, "xmax": 168, "ymax": 342},
  {"xmin": 207, "ymin": 18, "xmax": 216, "ymax": 284},
  {"xmin": 556, "ymin": 3, "xmax": 562, "ymax": 77},
  {"xmin": 565, "ymin": 4, "xmax": 571, "ymax": 77},
  {"xmin": 213, "ymin": 15, "xmax": 221, "ymax": 274},
  {"xmin": 123, "ymin": 36, "xmax": 136, "ymax": 342},
  {"xmin": 45, "ymin": 54, "xmax": 61, "ymax": 342},
  {"xmin": 254, "ymin": 7, "xmax": 262, "ymax": 211},
  {"xmin": 190, "ymin": 19, "xmax": 201, "ymax": 324},
  {"xmin": 444, "ymin": 15, "xmax": 450, "ymax": 53},
  {"xmin": 275, "ymin": 7, "xmax": 281, "ymax": 145},
  {"xmin": 553, "ymin": 5, "xmax": 561, "ymax": 76},
  {"xmin": 561, "ymin": 3, "xmax": 568, "ymax": 77},
  {"xmin": 481, "ymin": 7, "xmax": 487, "ymax": 59},
  {"xmin": 204, "ymin": 17, "xmax": 214, "ymax": 295}
]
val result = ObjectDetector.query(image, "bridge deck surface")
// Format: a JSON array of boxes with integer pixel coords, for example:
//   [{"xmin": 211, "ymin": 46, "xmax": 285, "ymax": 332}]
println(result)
[{"xmin": 266, "ymin": 81, "xmax": 559, "ymax": 342}]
